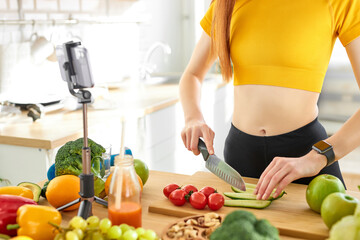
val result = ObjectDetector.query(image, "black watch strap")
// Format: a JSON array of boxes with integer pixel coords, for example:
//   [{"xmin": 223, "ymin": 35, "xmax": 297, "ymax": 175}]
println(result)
[{"xmin": 323, "ymin": 147, "xmax": 335, "ymax": 167}]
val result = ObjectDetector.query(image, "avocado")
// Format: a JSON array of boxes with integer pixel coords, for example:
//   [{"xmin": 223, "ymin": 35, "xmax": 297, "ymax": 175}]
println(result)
[{"xmin": 17, "ymin": 182, "xmax": 42, "ymax": 202}]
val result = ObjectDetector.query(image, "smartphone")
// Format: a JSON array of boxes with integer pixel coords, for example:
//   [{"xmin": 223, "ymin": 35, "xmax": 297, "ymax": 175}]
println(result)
[{"xmin": 56, "ymin": 43, "xmax": 94, "ymax": 89}]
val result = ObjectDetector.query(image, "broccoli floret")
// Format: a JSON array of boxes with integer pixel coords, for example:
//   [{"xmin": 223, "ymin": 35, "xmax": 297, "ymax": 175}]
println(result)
[
  {"xmin": 255, "ymin": 219, "xmax": 279, "ymax": 240},
  {"xmin": 222, "ymin": 209, "xmax": 257, "ymax": 225},
  {"xmin": 55, "ymin": 138, "xmax": 106, "ymax": 197},
  {"xmin": 210, "ymin": 210, "xmax": 280, "ymax": 240}
]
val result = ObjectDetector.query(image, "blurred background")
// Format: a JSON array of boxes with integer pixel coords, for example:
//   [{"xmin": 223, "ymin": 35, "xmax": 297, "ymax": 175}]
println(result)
[{"xmin": 0, "ymin": 0, "xmax": 359, "ymax": 184}]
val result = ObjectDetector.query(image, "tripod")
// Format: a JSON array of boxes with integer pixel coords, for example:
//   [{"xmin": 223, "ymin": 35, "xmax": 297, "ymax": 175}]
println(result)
[{"xmin": 56, "ymin": 41, "xmax": 107, "ymax": 218}]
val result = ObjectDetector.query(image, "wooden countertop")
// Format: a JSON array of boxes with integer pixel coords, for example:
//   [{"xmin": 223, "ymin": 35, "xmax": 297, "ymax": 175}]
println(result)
[
  {"xmin": 39, "ymin": 170, "xmax": 305, "ymax": 240},
  {"xmin": 0, "ymin": 79, "xmax": 225, "ymax": 150}
]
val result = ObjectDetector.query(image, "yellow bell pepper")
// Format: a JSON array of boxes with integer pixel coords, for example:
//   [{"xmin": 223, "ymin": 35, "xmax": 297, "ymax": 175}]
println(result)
[
  {"xmin": 16, "ymin": 205, "xmax": 61, "ymax": 240},
  {"xmin": 0, "ymin": 187, "xmax": 33, "ymax": 200}
]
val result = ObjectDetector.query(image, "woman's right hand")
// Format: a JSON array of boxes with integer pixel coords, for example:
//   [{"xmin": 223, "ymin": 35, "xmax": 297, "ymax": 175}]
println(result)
[{"xmin": 181, "ymin": 119, "xmax": 215, "ymax": 156}]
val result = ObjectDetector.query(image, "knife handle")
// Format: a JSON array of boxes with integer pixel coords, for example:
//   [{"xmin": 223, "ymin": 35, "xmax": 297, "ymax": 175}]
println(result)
[{"xmin": 198, "ymin": 138, "xmax": 209, "ymax": 161}]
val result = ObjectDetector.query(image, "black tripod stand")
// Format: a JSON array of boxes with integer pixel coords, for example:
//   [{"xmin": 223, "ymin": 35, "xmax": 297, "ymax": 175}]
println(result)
[{"xmin": 55, "ymin": 41, "xmax": 107, "ymax": 218}]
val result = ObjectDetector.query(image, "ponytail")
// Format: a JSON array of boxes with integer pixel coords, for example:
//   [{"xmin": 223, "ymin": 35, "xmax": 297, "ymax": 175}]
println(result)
[{"xmin": 210, "ymin": 0, "xmax": 236, "ymax": 82}]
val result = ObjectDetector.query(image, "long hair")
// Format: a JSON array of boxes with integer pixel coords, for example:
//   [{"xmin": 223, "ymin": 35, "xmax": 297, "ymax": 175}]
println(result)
[{"xmin": 210, "ymin": 0, "xmax": 236, "ymax": 82}]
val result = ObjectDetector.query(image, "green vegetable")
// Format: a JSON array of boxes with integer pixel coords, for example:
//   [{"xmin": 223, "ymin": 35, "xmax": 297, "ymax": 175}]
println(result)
[
  {"xmin": 17, "ymin": 182, "xmax": 41, "ymax": 202},
  {"xmin": 224, "ymin": 191, "xmax": 286, "ymax": 201},
  {"xmin": 210, "ymin": 210, "xmax": 279, "ymax": 240},
  {"xmin": 231, "ymin": 183, "xmax": 257, "ymax": 193},
  {"xmin": 224, "ymin": 199, "xmax": 272, "ymax": 209},
  {"xmin": 55, "ymin": 138, "xmax": 106, "ymax": 198},
  {"xmin": 40, "ymin": 181, "xmax": 50, "ymax": 199}
]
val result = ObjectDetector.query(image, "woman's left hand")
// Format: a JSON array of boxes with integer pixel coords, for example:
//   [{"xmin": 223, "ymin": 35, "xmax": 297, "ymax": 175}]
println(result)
[{"xmin": 254, "ymin": 150, "xmax": 327, "ymax": 200}]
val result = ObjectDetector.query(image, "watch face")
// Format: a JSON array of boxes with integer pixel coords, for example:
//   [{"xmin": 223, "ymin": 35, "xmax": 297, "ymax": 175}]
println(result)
[{"xmin": 313, "ymin": 140, "xmax": 331, "ymax": 152}]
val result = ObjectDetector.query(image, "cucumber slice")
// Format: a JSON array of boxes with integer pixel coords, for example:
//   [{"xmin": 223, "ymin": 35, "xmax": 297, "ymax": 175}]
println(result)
[
  {"xmin": 224, "ymin": 191, "xmax": 286, "ymax": 201},
  {"xmin": 224, "ymin": 199, "xmax": 272, "ymax": 209},
  {"xmin": 230, "ymin": 186, "xmax": 286, "ymax": 200},
  {"xmin": 231, "ymin": 183, "xmax": 257, "ymax": 192},
  {"xmin": 231, "ymin": 185, "xmax": 255, "ymax": 193},
  {"xmin": 17, "ymin": 182, "xmax": 41, "ymax": 202}
]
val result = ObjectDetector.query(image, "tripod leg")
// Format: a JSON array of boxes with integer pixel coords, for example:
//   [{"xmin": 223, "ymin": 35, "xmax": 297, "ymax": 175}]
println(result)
[
  {"xmin": 78, "ymin": 199, "xmax": 93, "ymax": 219},
  {"xmin": 56, "ymin": 198, "xmax": 81, "ymax": 211},
  {"xmin": 94, "ymin": 196, "xmax": 108, "ymax": 207}
]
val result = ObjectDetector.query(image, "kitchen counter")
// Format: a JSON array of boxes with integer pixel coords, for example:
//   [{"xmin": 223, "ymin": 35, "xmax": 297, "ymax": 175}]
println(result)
[
  {"xmin": 0, "ymin": 78, "xmax": 225, "ymax": 150},
  {"xmin": 39, "ymin": 170, "xmax": 307, "ymax": 240},
  {"xmin": 0, "ymin": 77, "xmax": 227, "ymax": 185}
]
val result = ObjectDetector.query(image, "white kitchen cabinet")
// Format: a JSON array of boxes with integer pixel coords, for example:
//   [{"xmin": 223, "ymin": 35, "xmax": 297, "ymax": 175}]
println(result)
[{"xmin": 144, "ymin": 81, "xmax": 233, "ymax": 175}]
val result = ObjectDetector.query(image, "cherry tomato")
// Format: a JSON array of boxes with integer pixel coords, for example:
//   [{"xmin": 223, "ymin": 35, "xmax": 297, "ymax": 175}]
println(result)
[
  {"xmin": 182, "ymin": 184, "xmax": 198, "ymax": 195},
  {"xmin": 199, "ymin": 186, "xmax": 217, "ymax": 198},
  {"xmin": 208, "ymin": 193, "xmax": 224, "ymax": 211},
  {"xmin": 169, "ymin": 189, "xmax": 186, "ymax": 206},
  {"xmin": 163, "ymin": 183, "xmax": 180, "ymax": 198},
  {"xmin": 189, "ymin": 192, "xmax": 207, "ymax": 210}
]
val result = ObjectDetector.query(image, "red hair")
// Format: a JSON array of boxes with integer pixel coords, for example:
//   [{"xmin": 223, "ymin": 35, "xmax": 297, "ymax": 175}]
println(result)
[{"xmin": 210, "ymin": 0, "xmax": 236, "ymax": 82}]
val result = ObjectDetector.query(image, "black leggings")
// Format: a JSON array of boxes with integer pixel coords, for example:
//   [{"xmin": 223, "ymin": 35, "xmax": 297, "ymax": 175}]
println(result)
[{"xmin": 224, "ymin": 118, "xmax": 345, "ymax": 186}]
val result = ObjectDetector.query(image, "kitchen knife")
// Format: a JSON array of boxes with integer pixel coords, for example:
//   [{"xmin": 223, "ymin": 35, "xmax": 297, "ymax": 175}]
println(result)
[{"xmin": 198, "ymin": 139, "xmax": 246, "ymax": 191}]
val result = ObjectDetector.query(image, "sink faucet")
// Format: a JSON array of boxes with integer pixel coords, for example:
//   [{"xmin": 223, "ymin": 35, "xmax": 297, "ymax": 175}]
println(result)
[{"xmin": 139, "ymin": 41, "xmax": 172, "ymax": 82}]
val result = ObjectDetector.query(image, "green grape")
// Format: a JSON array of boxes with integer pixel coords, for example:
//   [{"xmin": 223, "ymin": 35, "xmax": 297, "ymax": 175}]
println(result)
[
  {"xmin": 70, "ymin": 216, "xmax": 87, "ymax": 230},
  {"xmin": 135, "ymin": 227, "xmax": 145, "ymax": 236},
  {"xmin": 66, "ymin": 231, "xmax": 80, "ymax": 240},
  {"xmin": 107, "ymin": 225, "xmax": 122, "ymax": 239},
  {"xmin": 119, "ymin": 223, "xmax": 131, "ymax": 233},
  {"xmin": 141, "ymin": 230, "xmax": 157, "ymax": 240},
  {"xmin": 54, "ymin": 233, "xmax": 66, "ymax": 240},
  {"xmin": 122, "ymin": 230, "xmax": 138, "ymax": 240},
  {"xmin": 92, "ymin": 231, "xmax": 105, "ymax": 240},
  {"xmin": 99, "ymin": 218, "xmax": 112, "ymax": 233},
  {"xmin": 72, "ymin": 228, "xmax": 84, "ymax": 240},
  {"xmin": 86, "ymin": 216, "xmax": 100, "ymax": 228}
]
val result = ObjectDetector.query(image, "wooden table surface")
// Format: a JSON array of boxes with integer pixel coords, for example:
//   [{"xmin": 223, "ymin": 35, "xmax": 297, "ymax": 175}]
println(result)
[{"xmin": 39, "ymin": 170, "xmax": 308, "ymax": 240}]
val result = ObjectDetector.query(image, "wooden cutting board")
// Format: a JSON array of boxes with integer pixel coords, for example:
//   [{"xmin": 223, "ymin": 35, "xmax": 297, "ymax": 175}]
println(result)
[{"xmin": 148, "ymin": 171, "xmax": 360, "ymax": 240}]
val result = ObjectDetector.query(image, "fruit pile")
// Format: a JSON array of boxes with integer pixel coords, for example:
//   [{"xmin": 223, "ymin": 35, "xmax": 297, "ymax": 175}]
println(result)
[
  {"xmin": 163, "ymin": 184, "xmax": 224, "ymax": 211},
  {"xmin": 305, "ymin": 174, "xmax": 360, "ymax": 236},
  {"xmin": 55, "ymin": 216, "xmax": 158, "ymax": 240}
]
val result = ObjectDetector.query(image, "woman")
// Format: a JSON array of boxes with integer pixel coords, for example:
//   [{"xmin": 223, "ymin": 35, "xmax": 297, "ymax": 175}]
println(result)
[{"xmin": 179, "ymin": 0, "xmax": 360, "ymax": 200}]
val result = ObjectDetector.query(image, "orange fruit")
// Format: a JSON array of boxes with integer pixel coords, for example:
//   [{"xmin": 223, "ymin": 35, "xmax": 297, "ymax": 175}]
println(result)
[
  {"xmin": 105, "ymin": 173, "xmax": 143, "ymax": 195},
  {"xmin": 46, "ymin": 175, "xmax": 80, "ymax": 211}
]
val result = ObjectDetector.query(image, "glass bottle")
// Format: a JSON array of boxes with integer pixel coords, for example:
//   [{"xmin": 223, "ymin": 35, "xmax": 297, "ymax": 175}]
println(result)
[{"xmin": 108, "ymin": 154, "xmax": 142, "ymax": 227}]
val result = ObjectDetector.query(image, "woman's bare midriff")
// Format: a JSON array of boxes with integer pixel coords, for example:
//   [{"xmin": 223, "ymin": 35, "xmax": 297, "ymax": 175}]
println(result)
[{"xmin": 232, "ymin": 85, "xmax": 320, "ymax": 136}]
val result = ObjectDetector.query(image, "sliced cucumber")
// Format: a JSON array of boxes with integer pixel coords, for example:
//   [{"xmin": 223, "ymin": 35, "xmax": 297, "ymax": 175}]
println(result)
[
  {"xmin": 231, "ymin": 185, "xmax": 255, "ymax": 193},
  {"xmin": 230, "ymin": 186, "xmax": 286, "ymax": 200},
  {"xmin": 224, "ymin": 199, "xmax": 272, "ymax": 209},
  {"xmin": 231, "ymin": 183, "xmax": 257, "ymax": 192},
  {"xmin": 224, "ymin": 192, "xmax": 258, "ymax": 200},
  {"xmin": 224, "ymin": 191, "xmax": 286, "ymax": 201},
  {"xmin": 17, "ymin": 182, "xmax": 41, "ymax": 202}
]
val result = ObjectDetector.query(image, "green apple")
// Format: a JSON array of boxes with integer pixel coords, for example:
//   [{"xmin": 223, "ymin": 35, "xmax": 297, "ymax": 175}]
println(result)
[
  {"xmin": 134, "ymin": 159, "xmax": 149, "ymax": 186},
  {"xmin": 321, "ymin": 192, "xmax": 359, "ymax": 229},
  {"xmin": 306, "ymin": 174, "xmax": 345, "ymax": 213}
]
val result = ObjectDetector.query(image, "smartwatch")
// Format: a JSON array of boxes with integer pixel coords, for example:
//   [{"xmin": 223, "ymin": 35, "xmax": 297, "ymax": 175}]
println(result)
[{"xmin": 312, "ymin": 140, "xmax": 335, "ymax": 167}]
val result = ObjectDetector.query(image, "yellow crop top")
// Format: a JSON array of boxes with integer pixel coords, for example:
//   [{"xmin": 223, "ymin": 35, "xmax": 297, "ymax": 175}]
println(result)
[{"xmin": 200, "ymin": 0, "xmax": 360, "ymax": 92}]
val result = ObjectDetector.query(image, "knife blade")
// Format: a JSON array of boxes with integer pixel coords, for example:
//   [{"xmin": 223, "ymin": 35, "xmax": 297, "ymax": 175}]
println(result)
[{"xmin": 198, "ymin": 139, "xmax": 246, "ymax": 191}]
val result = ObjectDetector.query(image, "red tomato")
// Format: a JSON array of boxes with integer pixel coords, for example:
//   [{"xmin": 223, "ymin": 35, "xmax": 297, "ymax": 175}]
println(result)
[
  {"xmin": 182, "ymin": 184, "xmax": 198, "ymax": 194},
  {"xmin": 199, "ymin": 186, "xmax": 216, "ymax": 198},
  {"xmin": 169, "ymin": 189, "xmax": 186, "ymax": 206},
  {"xmin": 208, "ymin": 193, "xmax": 224, "ymax": 211},
  {"xmin": 163, "ymin": 183, "xmax": 180, "ymax": 198},
  {"xmin": 189, "ymin": 192, "xmax": 207, "ymax": 210}
]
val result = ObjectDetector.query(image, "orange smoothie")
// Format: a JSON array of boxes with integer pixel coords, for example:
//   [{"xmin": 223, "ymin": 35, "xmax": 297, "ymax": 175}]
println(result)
[{"xmin": 108, "ymin": 201, "xmax": 142, "ymax": 228}]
